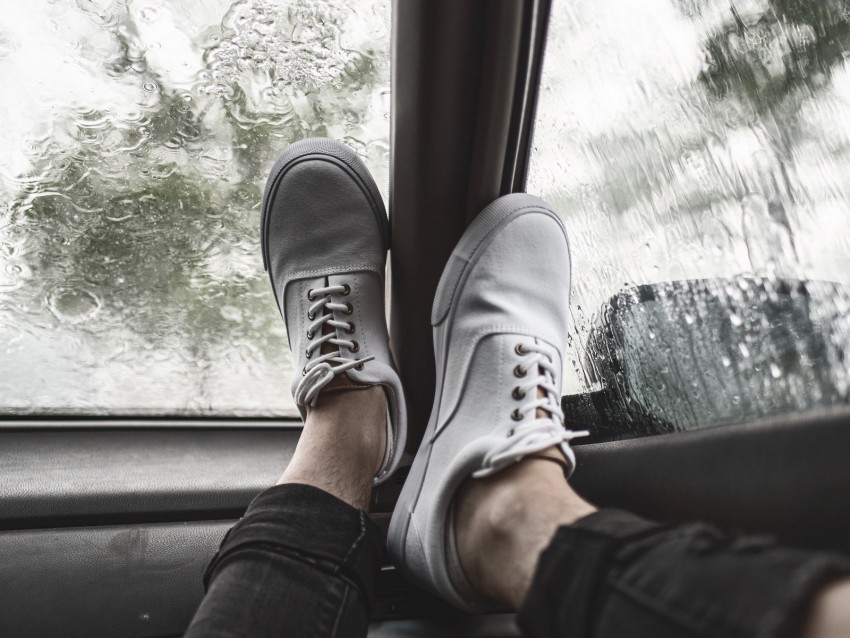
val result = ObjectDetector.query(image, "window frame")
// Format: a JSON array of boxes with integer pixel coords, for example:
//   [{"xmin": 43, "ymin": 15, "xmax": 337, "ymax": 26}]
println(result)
[{"xmin": 3, "ymin": 1, "xmax": 850, "ymax": 636}]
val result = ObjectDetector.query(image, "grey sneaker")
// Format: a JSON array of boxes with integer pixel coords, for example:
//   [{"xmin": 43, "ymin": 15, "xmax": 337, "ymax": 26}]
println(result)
[
  {"xmin": 261, "ymin": 138, "xmax": 407, "ymax": 485},
  {"xmin": 387, "ymin": 193, "xmax": 587, "ymax": 610}
]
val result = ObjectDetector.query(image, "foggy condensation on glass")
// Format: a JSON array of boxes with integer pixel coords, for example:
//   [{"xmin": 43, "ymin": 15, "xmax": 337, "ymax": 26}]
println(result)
[
  {"xmin": 0, "ymin": 0, "xmax": 390, "ymax": 416},
  {"xmin": 530, "ymin": 0, "xmax": 850, "ymax": 438}
]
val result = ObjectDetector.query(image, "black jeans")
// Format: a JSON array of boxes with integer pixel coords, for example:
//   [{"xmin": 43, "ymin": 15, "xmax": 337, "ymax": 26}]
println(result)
[{"xmin": 186, "ymin": 484, "xmax": 850, "ymax": 638}]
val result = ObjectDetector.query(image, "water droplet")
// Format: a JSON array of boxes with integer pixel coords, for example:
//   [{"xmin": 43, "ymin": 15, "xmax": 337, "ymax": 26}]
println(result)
[
  {"xmin": 738, "ymin": 343, "xmax": 750, "ymax": 358},
  {"xmin": 730, "ymin": 313, "xmax": 742, "ymax": 327},
  {"xmin": 0, "ymin": 33, "xmax": 13, "ymax": 60},
  {"xmin": 138, "ymin": 5, "xmax": 160, "ymax": 22},
  {"xmin": 770, "ymin": 363, "xmax": 782, "ymax": 379},
  {"xmin": 47, "ymin": 287, "xmax": 101, "ymax": 324},
  {"xmin": 220, "ymin": 306, "xmax": 243, "ymax": 322}
]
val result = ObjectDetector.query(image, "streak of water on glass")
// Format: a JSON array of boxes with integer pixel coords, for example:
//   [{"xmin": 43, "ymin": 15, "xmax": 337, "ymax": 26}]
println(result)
[
  {"xmin": 0, "ymin": 0, "xmax": 390, "ymax": 416},
  {"xmin": 530, "ymin": 0, "xmax": 850, "ymax": 437}
]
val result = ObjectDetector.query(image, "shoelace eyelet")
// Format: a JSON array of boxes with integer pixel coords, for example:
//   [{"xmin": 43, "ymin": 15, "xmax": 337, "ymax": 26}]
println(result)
[
  {"xmin": 305, "ymin": 348, "xmax": 313, "ymax": 359},
  {"xmin": 507, "ymin": 429, "xmax": 515, "ymax": 437},
  {"xmin": 513, "ymin": 364, "xmax": 527, "ymax": 378},
  {"xmin": 307, "ymin": 289, "xmax": 316, "ymax": 301},
  {"xmin": 306, "ymin": 329, "xmax": 315, "ymax": 339},
  {"xmin": 350, "ymin": 341, "xmax": 360, "ymax": 353},
  {"xmin": 512, "ymin": 386, "xmax": 526, "ymax": 400},
  {"xmin": 302, "ymin": 367, "xmax": 307, "ymax": 376},
  {"xmin": 515, "ymin": 343, "xmax": 527, "ymax": 355},
  {"xmin": 343, "ymin": 303, "xmax": 353, "ymax": 315},
  {"xmin": 307, "ymin": 311, "xmax": 316, "ymax": 320},
  {"xmin": 511, "ymin": 409, "xmax": 524, "ymax": 422},
  {"xmin": 341, "ymin": 283, "xmax": 351, "ymax": 295},
  {"xmin": 355, "ymin": 362, "xmax": 364, "ymax": 371},
  {"xmin": 347, "ymin": 322, "xmax": 356, "ymax": 334}
]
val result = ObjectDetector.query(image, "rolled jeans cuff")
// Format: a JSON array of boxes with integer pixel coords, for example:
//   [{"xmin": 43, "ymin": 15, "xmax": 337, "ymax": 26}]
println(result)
[
  {"xmin": 519, "ymin": 508, "xmax": 850, "ymax": 638},
  {"xmin": 204, "ymin": 483, "xmax": 382, "ymax": 614}
]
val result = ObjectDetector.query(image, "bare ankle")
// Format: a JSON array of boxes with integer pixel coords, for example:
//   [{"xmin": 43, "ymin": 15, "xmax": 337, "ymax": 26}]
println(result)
[
  {"xmin": 278, "ymin": 383, "xmax": 387, "ymax": 510},
  {"xmin": 804, "ymin": 578, "xmax": 850, "ymax": 638},
  {"xmin": 310, "ymin": 384, "xmax": 386, "ymax": 465},
  {"xmin": 455, "ymin": 453, "xmax": 595, "ymax": 609}
]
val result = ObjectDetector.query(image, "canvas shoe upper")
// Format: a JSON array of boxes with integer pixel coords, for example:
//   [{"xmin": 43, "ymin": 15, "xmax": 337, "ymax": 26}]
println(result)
[
  {"xmin": 387, "ymin": 193, "xmax": 587, "ymax": 610},
  {"xmin": 261, "ymin": 138, "xmax": 407, "ymax": 485}
]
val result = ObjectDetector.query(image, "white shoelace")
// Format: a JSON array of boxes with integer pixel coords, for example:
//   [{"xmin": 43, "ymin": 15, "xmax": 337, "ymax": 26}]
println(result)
[
  {"xmin": 473, "ymin": 341, "xmax": 588, "ymax": 478},
  {"xmin": 294, "ymin": 283, "xmax": 374, "ymax": 407}
]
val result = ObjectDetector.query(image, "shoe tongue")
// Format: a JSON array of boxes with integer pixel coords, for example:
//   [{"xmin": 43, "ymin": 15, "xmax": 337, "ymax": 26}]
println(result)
[{"xmin": 319, "ymin": 302, "xmax": 338, "ymax": 357}]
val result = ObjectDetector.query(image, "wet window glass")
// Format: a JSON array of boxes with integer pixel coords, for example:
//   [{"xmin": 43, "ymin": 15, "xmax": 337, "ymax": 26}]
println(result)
[
  {"xmin": 529, "ymin": 0, "xmax": 850, "ymax": 439},
  {"xmin": 0, "ymin": 0, "xmax": 390, "ymax": 417}
]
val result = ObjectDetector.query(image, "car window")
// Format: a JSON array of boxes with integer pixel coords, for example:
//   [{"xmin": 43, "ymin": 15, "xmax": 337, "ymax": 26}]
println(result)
[
  {"xmin": 529, "ymin": 0, "xmax": 850, "ymax": 437},
  {"xmin": 0, "ymin": 0, "xmax": 390, "ymax": 417}
]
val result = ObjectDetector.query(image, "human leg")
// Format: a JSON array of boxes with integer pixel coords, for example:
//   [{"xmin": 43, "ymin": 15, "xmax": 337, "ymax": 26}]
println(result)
[
  {"xmin": 186, "ymin": 139, "xmax": 407, "ymax": 637},
  {"xmin": 454, "ymin": 451, "xmax": 595, "ymax": 611},
  {"xmin": 185, "ymin": 388, "xmax": 387, "ymax": 638},
  {"xmin": 455, "ymin": 455, "xmax": 850, "ymax": 638},
  {"xmin": 388, "ymin": 192, "xmax": 850, "ymax": 638},
  {"xmin": 279, "ymin": 384, "xmax": 387, "ymax": 511},
  {"xmin": 386, "ymin": 193, "xmax": 588, "ymax": 610}
]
